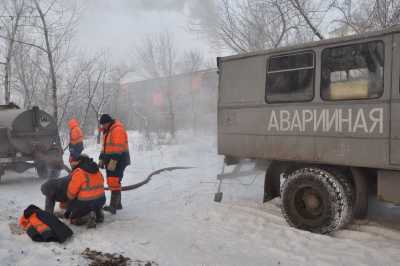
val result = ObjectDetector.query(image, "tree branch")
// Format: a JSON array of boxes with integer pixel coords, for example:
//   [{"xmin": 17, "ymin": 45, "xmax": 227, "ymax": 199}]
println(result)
[{"xmin": 0, "ymin": 34, "xmax": 47, "ymax": 53}]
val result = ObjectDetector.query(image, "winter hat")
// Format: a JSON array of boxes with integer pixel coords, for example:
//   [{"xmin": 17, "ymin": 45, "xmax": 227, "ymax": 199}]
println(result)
[
  {"xmin": 99, "ymin": 114, "xmax": 114, "ymax": 125},
  {"xmin": 76, "ymin": 154, "xmax": 99, "ymax": 173},
  {"xmin": 68, "ymin": 118, "xmax": 79, "ymax": 129},
  {"xmin": 77, "ymin": 154, "xmax": 90, "ymax": 162},
  {"xmin": 71, "ymin": 154, "xmax": 89, "ymax": 169}
]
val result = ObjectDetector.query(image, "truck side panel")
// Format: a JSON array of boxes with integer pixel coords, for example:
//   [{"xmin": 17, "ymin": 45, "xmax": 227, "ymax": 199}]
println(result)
[{"xmin": 218, "ymin": 35, "xmax": 394, "ymax": 170}]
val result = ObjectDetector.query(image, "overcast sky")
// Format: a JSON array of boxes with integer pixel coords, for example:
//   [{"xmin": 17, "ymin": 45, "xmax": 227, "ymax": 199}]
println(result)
[{"xmin": 76, "ymin": 0, "xmax": 216, "ymax": 65}]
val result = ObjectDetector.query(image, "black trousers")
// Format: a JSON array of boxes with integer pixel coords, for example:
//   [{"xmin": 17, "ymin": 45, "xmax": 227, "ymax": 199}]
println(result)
[{"xmin": 66, "ymin": 196, "xmax": 106, "ymax": 219}]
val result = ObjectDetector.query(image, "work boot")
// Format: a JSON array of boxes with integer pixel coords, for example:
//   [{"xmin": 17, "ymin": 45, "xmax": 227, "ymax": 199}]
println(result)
[
  {"xmin": 116, "ymin": 191, "xmax": 122, "ymax": 210},
  {"xmin": 103, "ymin": 192, "xmax": 118, "ymax": 215},
  {"xmin": 71, "ymin": 213, "xmax": 91, "ymax": 226},
  {"xmin": 95, "ymin": 208, "xmax": 104, "ymax": 223},
  {"xmin": 86, "ymin": 211, "xmax": 96, "ymax": 229}
]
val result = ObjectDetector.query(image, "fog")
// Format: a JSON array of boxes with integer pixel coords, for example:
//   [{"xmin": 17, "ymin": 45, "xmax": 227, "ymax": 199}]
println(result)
[{"xmin": 76, "ymin": 0, "xmax": 216, "ymax": 64}]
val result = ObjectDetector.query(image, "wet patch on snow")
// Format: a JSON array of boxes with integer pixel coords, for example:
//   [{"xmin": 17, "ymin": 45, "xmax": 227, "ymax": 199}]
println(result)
[{"xmin": 81, "ymin": 248, "xmax": 158, "ymax": 266}]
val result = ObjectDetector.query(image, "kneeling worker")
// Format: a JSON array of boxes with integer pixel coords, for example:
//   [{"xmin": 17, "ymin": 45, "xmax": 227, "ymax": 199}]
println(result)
[
  {"xmin": 41, "ymin": 176, "xmax": 70, "ymax": 214},
  {"xmin": 66, "ymin": 154, "xmax": 106, "ymax": 228}
]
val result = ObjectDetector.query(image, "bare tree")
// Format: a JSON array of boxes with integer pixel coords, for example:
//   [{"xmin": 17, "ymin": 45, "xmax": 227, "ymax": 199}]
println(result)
[
  {"xmin": 182, "ymin": 50, "xmax": 205, "ymax": 134},
  {"xmin": 90, "ymin": 78, "xmax": 114, "ymax": 143},
  {"xmin": 182, "ymin": 50, "xmax": 204, "ymax": 73},
  {"xmin": 135, "ymin": 32, "xmax": 178, "ymax": 138},
  {"xmin": 81, "ymin": 53, "xmax": 109, "ymax": 132},
  {"xmin": 287, "ymin": 0, "xmax": 329, "ymax": 40},
  {"xmin": 13, "ymin": 43, "xmax": 42, "ymax": 108},
  {"xmin": 32, "ymin": 0, "xmax": 79, "ymax": 122},
  {"xmin": 189, "ymin": 0, "xmax": 347, "ymax": 53},
  {"xmin": 334, "ymin": 0, "xmax": 400, "ymax": 34},
  {"xmin": 107, "ymin": 63, "xmax": 134, "ymax": 125},
  {"xmin": 0, "ymin": 0, "xmax": 79, "ymax": 122},
  {"xmin": 57, "ymin": 55, "xmax": 98, "ymax": 128},
  {"xmin": 189, "ymin": 0, "xmax": 300, "ymax": 53},
  {"xmin": 0, "ymin": 0, "xmax": 26, "ymax": 104}
]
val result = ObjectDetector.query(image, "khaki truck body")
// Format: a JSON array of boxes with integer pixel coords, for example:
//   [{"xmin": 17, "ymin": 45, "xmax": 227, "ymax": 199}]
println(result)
[{"xmin": 217, "ymin": 26, "xmax": 400, "ymax": 233}]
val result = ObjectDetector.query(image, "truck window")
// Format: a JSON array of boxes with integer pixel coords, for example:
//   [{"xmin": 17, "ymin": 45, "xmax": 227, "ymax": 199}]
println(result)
[
  {"xmin": 321, "ymin": 41, "xmax": 384, "ymax": 101},
  {"xmin": 266, "ymin": 51, "xmax": 314, "ymax": 103}
]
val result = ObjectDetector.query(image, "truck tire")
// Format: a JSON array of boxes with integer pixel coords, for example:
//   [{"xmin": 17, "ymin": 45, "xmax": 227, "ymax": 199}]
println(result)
[
  {"xmin": 281, "ymin": 168, "xmax": 353, "ymax": 234},
  {"xmin": 36, "ymin": 162, "xmax": 61, "ymax": 179},
  {"xmin": 320, "ymin": 166, "xmax": 354, "ymax": 227},
  {"xmin": 334, "ymin": 172, "xmax": 354, "ymax": 228}
]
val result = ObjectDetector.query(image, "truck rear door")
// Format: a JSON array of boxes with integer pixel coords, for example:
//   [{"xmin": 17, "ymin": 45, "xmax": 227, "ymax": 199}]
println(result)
[{"xmin": 390, "ymin": 33, "xmax": 400, "ymax": 164}]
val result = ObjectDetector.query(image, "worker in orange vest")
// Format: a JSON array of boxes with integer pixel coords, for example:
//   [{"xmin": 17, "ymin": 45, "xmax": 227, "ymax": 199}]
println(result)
[
  {"xmin": 98, "ymin": 114, "xmax": 130, "ymax": 214},
  {"xmin": 65, "ymin": 155, "xmax": 106, "ymax": 228},
  {"xmin": 68, "ymin": 118, "xmax": 84, "ymax": 163}
]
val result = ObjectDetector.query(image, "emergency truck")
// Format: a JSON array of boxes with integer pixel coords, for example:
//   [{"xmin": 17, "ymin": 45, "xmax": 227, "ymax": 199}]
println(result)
[{"xmin": 216, "ymin": 26, "xmax": 400, "ymax": 233}]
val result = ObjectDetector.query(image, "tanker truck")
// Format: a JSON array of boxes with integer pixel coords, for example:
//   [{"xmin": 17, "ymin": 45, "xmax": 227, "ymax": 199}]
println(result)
[{"xmin": 0, "ymin": 104, "xmax": 63, "ymax": 181}]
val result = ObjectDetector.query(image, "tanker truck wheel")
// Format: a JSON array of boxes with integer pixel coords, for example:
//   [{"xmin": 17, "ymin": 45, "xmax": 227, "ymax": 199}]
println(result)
[
  {"xmin": 281, "ymin": 167, "xmax": 353, "ymax": 234},
  {"xmin": 35, "ymin": 161, "xmax": 61, "ymax": 179}
]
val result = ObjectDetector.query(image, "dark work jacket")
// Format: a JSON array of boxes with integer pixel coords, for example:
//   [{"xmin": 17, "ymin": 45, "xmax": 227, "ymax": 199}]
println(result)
[
  {"xmin": 41, "ymin": 176, "xmax": 70, "ymax": 202},
  {"xmin": 69, "ymin": 142, "xmax": 84, "ymax": 161},
  {"xmin": 22, "ymin": 205, "xmax": 73, "ymax": 243}
]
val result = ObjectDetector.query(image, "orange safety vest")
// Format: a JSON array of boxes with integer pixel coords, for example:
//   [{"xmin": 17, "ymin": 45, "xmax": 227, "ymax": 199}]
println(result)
[
  {"xmin": 19, "ymin": 213, "xmax": 50, "ymax": 234},
  {"xmin": 68, "ymin": 119, "xmax": 84, "ymax": 145},
  {"xmin": 67, "ymin": 168, "xmax": 105, "ymax": 201},
  {"xmin": 102, "ymin": 120, "xmax": 129, "ymax": 155}
]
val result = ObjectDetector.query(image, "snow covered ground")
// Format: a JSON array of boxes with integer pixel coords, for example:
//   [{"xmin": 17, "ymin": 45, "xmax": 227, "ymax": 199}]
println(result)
[{"xmin": 1, "ymin": 131, "xmax": 400, "ymax": 266}]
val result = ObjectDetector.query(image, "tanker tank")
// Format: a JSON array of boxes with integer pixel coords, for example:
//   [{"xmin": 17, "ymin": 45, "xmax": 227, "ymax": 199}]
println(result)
[{"xmin": 0, "ymin": 104, "xmax": 63, "ymax": 181}]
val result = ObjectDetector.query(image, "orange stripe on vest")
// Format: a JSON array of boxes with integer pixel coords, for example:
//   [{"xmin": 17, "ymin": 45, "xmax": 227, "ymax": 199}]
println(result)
[{"xmin": 101, "ymin": 120, "xmax": 128, "ymax": 155}]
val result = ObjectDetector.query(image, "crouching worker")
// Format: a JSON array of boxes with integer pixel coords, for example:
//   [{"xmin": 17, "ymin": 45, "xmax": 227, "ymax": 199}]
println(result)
[
  {"xmin": 19, "ymin": 205, "xmax": 73, "ymax": 243},
  {"xmin": 65, "ymin": 155, "xmax": 106, "ymax": 228},
  {"xmin": 41, "ymin": 176, "xmax": 71, "ymax": 215}
]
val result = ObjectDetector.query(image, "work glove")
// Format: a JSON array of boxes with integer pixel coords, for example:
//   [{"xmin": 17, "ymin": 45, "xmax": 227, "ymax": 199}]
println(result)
[
  {"xmin": 98, "ymin": 159, "xmax": 104, "ymax": 169},
  {"xmin": 107, "ymin": 159, "xmax": 117, "ymax": 171},
  {"xmin": 54, "ymin": 210, "xmax": 66, "ymax": 219}
]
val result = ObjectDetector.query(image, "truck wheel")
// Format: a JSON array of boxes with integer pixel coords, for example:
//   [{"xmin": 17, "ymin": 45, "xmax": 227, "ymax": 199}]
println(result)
[
  {"xmin": 281, "ymin": 168, "xmax": 353, "ymax": 234},
  {"xmin": 36, "ymin": 162, "xmax": 61, "ymax": 179}
]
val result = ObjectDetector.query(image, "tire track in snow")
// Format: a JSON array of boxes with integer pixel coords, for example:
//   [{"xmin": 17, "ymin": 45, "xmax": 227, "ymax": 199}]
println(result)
[{"xmin": 199, "ymin": 199, "xmax": 400, "ymax": 266}]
